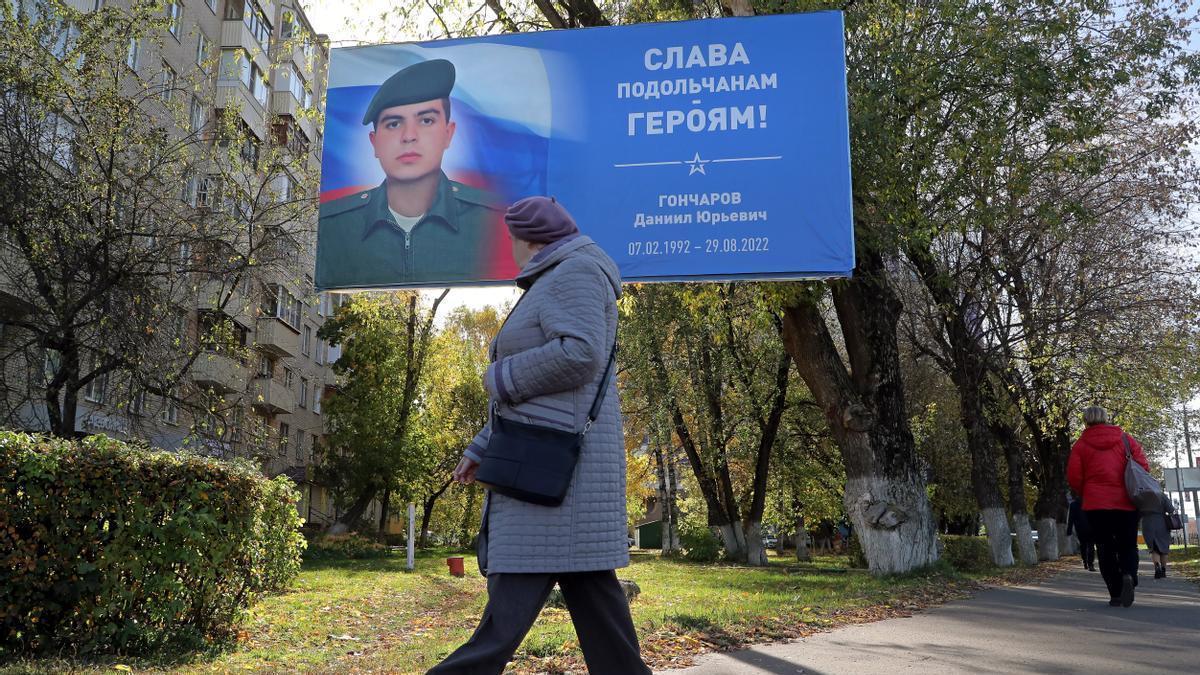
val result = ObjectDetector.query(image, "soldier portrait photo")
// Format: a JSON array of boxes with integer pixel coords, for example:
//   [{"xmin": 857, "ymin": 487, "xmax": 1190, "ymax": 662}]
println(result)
[{"xmin": 316, "ymin": 58, "xmax": 510, "ymax": 289}]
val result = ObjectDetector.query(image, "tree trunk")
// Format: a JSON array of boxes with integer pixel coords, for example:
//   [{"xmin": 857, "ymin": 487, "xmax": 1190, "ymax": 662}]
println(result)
[
  {"xmin": 329, "ymin": 488, "xmax": 376, "ymax": 534},
  {"xmin": 742, "ymin": 520, "xmax": 768, "ymax": 566},
  {"xmin": 419, "ymin": 480, "xmax": 452, "ymax": 548},
  {"xmin": 652, "ymin": 437, "xmax": 672, "ymax": 552},
  {"xmin": 991, "ymin": 418, "xmax": 1037, "ymax": 564},
  {"xmin": 665, "ymin": 445, "xmax": 681, "ymax": 553},
  {"xmin": 905, "ymin": 244, "xmax": 1011, "ymax": 566},
  {"xmin": 459, "ymin": 487, "xmax": 478, "ymax": 547},
  {"xmin": 378, "ymin": 488, "xmax": 391, "ymax": 533},
  {"xmin": 780, "ymin": 258, "xmax": 938, "ymax": 575},
  {"xmin": 794, "ymin": 507, "xmax": 811, "ymax": 562}
]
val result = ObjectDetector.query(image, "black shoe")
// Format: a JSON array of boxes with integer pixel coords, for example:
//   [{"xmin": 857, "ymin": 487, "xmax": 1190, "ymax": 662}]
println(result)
[
  {"xmin": 1120, "ymin": 574, "xmax": 1135, "ymax": 607},
  {"xmin": 1108, "ymin": 598, "xmax": 1121, "ymax": 606}
]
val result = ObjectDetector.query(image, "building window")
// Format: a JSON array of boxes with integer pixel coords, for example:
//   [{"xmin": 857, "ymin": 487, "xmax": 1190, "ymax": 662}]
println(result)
[
  {"xmin": 258, "ymin": 354, "xmax": 275, "ymax": 378},
  {"xmin": 177, "ymin": 242, "xmax": 192, "ymax": 273},
  {"xmin": 264, "ymin": 285, "xmax": 301, "ymax": 329},
  {"xmin": 159, "ymin": 61, "xmax": 176, "ymax": 102},
  {"xmin": 315, "ymin": 340, "xmax": 325, "ymax": 365},
  {"xmin": 83, "ymin": 368, "xmax": 107, "ymax": 404},
  {"xmin": 295, "ymin": 429, "xmax": 305, "ymax": 460},
  {"xmin": 219, "ymin": 48, "xmax": 250, "ymax": 87},
  {"xmin": 249, "ymin": 63, "xmax": 269, "ymax": 108},
  {"xmin": 189, "ymin": 96, "xmax": 206, "ymax": 134},
  {"xmin": 196, "ymin": 175, "xmax": 219, "ymax": 209},
  {"xmin": 161, "ymin": 391, "xmax": 179, "ymax": 425},
  {"xmin": 166, "ymin": 2, "xmax": 182, "ymax": 39},
  {"xmin": 283, "ymin": 367, "xmax": 294, "ymax": 390},
  {"xmin": 313, "ymin": 383, "xmax": 321, "ymax": 414},
  {"xmin": 195, "ymin": 33, "xmax": 209, "ymax": 68},
  {"xmin": 206, "ymin": 0, "xmax": 217, "ymax": 14},
  {"xmin": 299, "ymin": 376, "xmax": 308, "ymax": 408},
  {"xmin": 278, "ymin": 422, "xmax": 289, "ymax": 456},
  {"xmin": 128, "ymin": 389, "xmax": 146, "ymax": 416},
  {"xmin": 126, "ymin": 38, "xmax": 140, "ymax": 71},
  {"xmin": 181, "ymin": 173, "xmax": 197, "ymax": 205},
  {"xmin": 302, "ymin": 324, "xmax": 312, "ymax": 356}
]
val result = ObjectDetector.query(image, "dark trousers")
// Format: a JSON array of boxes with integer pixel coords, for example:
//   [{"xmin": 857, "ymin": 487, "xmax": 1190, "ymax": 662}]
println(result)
[
  {"xmin": 428, "ymin": 570, "xmax": 651, "ymax": 675},
  {"xmin": 1086, "ymin": 509, "xmax": 1140, "ymax": 599},
  {"xmin": 1079, "ymin": 538, "xmax": 1095, "ymax": 568}
]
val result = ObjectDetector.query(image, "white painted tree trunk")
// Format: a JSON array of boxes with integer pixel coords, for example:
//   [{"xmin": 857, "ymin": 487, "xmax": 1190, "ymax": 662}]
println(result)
[
  {"xmin": 717, "ymin": 522, "xmax": 746, "ymax": 561},
  {"xmin": 1057, "ymin": 520, "xmax": 1074, "ymax": 555},
  {"xmin": 1036, "ymin": 517, "xmax": 1060, "ymax": 561},
  {"xmin": 1012, "ymin": 513, "xmax": 1038, "ymax": 565},
  {"xmin": 794, "ymin": 514, "xmax": 812, "ymax": 562},
  {"xmin": 981, "ymin": 507, "xmax": 1015, "ymax": 567},
  {"xmin": 845, "ymin": 474, "xmax": 939, "ymax": 575},
  {"xmin": 743, "ymin": 521, "xmax": 769, "ymax": 566}
]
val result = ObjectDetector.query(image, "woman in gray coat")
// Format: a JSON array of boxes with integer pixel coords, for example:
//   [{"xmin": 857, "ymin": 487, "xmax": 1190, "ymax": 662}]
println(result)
[
  {"xmin": 430, "ymin": 197, "xmax": 650, "ymax": 674},
  {"xmin": 1141, "ymin": 490, "xmax": 1176, "ymax": 579}
]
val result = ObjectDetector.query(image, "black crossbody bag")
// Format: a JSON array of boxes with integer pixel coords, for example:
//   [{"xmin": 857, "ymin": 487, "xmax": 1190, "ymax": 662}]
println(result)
[{"xmin": 475, "ymin": 342, "xmax": 617, "ymax": 507}]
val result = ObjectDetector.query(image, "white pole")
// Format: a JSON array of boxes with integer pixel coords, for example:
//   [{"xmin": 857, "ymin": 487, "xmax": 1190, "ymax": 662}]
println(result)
[{"xmin": 407, "ymin": 503, "xmax": 416, "ymax": 570}]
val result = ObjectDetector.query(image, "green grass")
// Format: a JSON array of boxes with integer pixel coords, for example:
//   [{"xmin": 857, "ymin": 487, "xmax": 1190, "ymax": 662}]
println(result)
[{"xmin": 0, "ymin": 549, "xmax": 1032, "ymax": 674}]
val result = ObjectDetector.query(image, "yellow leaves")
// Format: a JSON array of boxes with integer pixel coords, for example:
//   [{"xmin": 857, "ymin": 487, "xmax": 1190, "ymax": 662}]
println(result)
[{"xmin": 112, "ymin": 666, "xmax": 132, "ymax": 672}]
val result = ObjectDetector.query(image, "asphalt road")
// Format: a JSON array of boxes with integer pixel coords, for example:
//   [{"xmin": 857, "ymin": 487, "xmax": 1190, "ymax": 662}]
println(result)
[{"xmin": 660, "ymin": 556, "xmax": 1200, "ymax": 674}]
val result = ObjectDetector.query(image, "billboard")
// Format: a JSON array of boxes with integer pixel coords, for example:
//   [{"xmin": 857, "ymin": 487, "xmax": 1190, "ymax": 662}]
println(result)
[{"xmin": 316, "ymin": 12, "xmax": 853, "ymax": 291}]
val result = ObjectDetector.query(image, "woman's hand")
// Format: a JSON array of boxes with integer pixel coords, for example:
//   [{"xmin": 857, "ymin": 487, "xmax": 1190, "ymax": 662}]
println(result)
[{"xmin": 453, "ymin": 456, "xmax": 480, "ymax": 485}]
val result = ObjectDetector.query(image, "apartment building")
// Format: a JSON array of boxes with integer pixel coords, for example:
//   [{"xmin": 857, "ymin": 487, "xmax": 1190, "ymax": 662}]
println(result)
[{"xmin": 0, "ymin": 0, "xmax": 344, "ymax": 527}]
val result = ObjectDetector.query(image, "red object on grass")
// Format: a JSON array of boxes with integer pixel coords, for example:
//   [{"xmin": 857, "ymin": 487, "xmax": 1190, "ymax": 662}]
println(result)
[{"xmin": 446, "ymin": 556, "xmax": 465, "ymax": 577}]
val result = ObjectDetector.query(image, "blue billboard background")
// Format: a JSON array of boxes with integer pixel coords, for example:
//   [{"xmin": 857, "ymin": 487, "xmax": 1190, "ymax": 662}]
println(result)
[{"xmin": 319, "ymin": 12, "xmax": 853, "ymax": 288}]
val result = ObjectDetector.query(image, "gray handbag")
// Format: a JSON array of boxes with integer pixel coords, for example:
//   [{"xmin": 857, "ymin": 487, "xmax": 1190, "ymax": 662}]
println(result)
[{"xmin": 1122, "ymin": 434, "xmax": 1163, "ymax": 512}]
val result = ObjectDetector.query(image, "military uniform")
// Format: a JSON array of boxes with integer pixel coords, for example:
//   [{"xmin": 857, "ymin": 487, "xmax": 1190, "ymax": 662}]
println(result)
[{"xmin": 316, "ymin": 172, "xmax": 504, "ymax": 289}]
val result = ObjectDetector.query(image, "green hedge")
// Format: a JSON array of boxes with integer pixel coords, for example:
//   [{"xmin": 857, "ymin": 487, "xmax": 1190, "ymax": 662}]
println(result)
[
  {"xmin": 939, "ymin": 535, "xmax": 992, "ymax": 572},
  {"xmin": 0, "ymin": 432, "xmax": 306, "ymax": 655}
]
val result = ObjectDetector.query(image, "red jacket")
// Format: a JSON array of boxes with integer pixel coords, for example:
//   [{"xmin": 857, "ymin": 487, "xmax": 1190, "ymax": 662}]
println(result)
[{"xmin": 1066, "ymin": 424, "xmax": 1150, "ymax": 511}]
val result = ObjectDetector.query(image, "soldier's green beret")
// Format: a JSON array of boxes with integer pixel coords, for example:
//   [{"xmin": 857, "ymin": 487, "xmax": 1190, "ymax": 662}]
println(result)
[{"xmin": 361, "ymin": 59, "xmax": 456, "ymax": 125}]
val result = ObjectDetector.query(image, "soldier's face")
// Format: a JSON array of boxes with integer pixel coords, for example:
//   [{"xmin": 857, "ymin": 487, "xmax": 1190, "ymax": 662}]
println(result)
[{"xmin": 369, "ymin": 100, "xmax": 456, "ymax": 183}]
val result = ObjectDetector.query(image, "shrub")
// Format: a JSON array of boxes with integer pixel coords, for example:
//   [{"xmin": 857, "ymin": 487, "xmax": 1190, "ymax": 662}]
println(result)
[
  {"xmin": 0, "ymin": 432, "xmax": 306, "ymax": 655},
  {"xmin": 847, "ymin": 534, "xmax": 868, "ymax": 569},
  {"xmin": 940, "ymin": 535, "xmax": 993, "ymax": 572},
  {"xmin": 303, "ymin": 532, "xmax": 391, "ymax": 560},
  {"xmin": 678, "ymin": 521, "xmax": 724, "ymax": 563}
]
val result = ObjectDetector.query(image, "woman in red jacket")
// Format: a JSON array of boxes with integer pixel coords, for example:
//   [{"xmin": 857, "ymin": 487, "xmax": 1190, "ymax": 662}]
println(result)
[{"xmin": 1066, "ymin": 405, "xmax": 1150, "ymax": 607}]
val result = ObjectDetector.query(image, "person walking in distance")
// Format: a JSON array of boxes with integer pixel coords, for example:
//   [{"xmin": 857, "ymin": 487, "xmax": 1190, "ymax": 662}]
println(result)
[
  {"xmin": 429, "ymin": 197, "xmax": 651, "ymax": 674},
  {"xmin": 1067, "ymin": 405, "xmax": 1150, "ymax": 607},
  {"xmin": 1067, "ymin": 492, "xmax": 1095, "ymax": 571},
  {"xmin": 1141, "ymin": 489, "xmax": 1176, "ymax": 579}
]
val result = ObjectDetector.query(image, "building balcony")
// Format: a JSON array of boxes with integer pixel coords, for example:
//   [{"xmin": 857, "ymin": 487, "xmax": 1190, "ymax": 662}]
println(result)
[
  {"xmin": 221, "ymin": 19, "xmax": 271, "ymax": 74},
  {"xmin": 195, "ymin": 279, "xmax": 254, "ymax": 328},
  {"xmin": 192, "ymin": 352, "xmax": 247, "ymax": 394},
  {"xmin": 216, "ymin": 83, "xmax": 267, "ymax": 141},
  {"xmin": 252, "ymin": 377, "xmax": 295, "ymax": 415},
  {"xmin": 271, "ymin": 89, "xmax": 299, "ymax": 118},
  {"xmin": 255, "ymin": 316, "xmax": 299, "ymax": 357}
]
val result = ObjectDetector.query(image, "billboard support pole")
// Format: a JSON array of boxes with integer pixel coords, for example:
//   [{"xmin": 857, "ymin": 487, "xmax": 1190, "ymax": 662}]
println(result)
[
  {"xmin": 1175, "ymin": 421, "xmax": 1189, "ymax": 551},
  {"xmin": 1185, "ymin": 407, "xmax": 1197, "ymax": 547}
]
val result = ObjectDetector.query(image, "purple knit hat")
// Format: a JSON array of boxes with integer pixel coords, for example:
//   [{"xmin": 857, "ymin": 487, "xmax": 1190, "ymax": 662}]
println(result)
[{"xmin": 504, "ymin": 196, "xmax": 579, "ymax": 244}]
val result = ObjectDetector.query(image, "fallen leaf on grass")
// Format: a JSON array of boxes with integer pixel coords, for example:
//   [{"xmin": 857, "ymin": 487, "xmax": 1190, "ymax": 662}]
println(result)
[{"xmin": 328, "ymin": 634, "xmax": 360, "ymax": 641}]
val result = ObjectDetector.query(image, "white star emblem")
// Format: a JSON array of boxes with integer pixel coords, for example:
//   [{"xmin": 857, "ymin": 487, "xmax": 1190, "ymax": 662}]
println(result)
[{"xmin": 686, "ymin": 152, "xmax": 709, "ymax": 175}]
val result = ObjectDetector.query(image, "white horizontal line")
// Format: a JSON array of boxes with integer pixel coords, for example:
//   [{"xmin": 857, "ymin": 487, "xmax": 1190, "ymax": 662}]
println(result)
[
  {"xmin": 711, "ymin": 156, "xmax": 784, "ymax": 163},
  {"xmin": 613, "ymin": 161, "xmax": 684, "ymax": 168}
]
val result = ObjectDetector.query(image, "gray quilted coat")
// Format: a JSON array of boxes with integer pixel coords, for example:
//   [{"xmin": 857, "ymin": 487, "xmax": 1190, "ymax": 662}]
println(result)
[{"xmin": 463, "ymin": 235, "xmax": 629, "ymax": 574}]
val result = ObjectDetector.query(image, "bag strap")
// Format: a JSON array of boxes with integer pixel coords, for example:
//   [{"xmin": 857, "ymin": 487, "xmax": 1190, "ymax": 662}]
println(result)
[
  {"xmin": 581, "ymin": 342, "xmax": 618, "ymax": 437},
  {"xmin": 1121, "ymin": 433, "xmax": 1133, "ymax": 460}
]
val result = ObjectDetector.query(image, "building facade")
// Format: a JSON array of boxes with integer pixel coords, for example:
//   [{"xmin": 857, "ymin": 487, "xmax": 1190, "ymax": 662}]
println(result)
[{"xmin": 0, "ymin": 0, "xmax": 348, "ymax": 527}]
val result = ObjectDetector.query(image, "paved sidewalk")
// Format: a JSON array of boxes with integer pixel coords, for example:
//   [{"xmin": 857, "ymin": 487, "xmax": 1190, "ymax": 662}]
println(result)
[{"xmin": 660, "ymin": 557, "xmax": 1200, "ymax": 674}]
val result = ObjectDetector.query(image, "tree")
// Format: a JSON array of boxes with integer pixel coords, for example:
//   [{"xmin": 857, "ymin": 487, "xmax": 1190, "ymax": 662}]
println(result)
[
  {"xmin": 317, "ymin": 290, "xmax": 447, "ymax": 531},
  {"xmin": 410, "ymin": 305, "xmax": 500, "ymax": 545},
  {"xmin": 622, "ymin": 283, "xmax": 790, "ymax": 565},
  {"xmin": 0, "ymin": 2, "xmax": 321, "ymax": 450}
]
